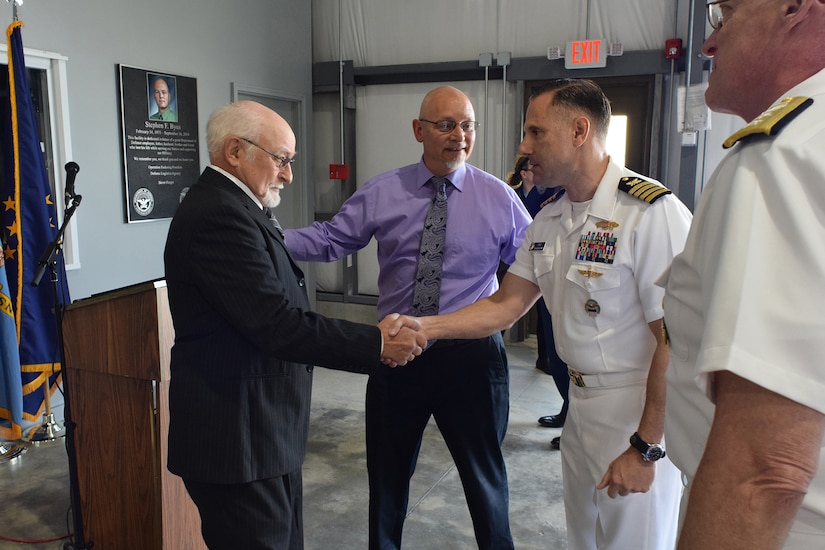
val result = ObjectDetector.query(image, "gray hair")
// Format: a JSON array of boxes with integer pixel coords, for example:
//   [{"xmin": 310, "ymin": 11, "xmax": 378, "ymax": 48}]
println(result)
[{"xmin": 205, "ymin": 102, "xmax": 262, "ymax": 161}]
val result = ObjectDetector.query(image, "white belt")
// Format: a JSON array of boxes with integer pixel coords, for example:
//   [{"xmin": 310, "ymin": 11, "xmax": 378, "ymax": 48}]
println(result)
[{"xmin": 568, "ymin": 369, "xmax": 647, "ymax": 388}]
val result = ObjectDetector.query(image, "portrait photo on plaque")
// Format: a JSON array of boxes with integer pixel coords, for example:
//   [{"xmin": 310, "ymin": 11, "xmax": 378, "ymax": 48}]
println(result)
[{"xmin": 118, "ymin": 64, "xmax": 200, "ymax": 222}]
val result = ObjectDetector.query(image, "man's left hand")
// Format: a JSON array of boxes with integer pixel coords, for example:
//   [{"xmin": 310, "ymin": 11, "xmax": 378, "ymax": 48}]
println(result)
[{"xmin": 596, "ymin": 447, "xmax": 655, "ymax": 498}]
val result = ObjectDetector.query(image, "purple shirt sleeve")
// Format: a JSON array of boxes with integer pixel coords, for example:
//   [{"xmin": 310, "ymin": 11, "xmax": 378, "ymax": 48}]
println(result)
[{"xmin": 285, "ymin": 160, "xmax": 531, "ymax": 318}]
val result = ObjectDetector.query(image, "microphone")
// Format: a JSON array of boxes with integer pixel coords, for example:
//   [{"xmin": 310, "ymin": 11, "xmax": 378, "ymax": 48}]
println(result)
[{"xmin": 65, "ymin": 161, "xmax": 79, "ymax": 198}]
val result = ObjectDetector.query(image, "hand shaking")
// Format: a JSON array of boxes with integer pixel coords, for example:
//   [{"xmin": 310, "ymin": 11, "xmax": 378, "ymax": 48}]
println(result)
[{"xmin": 378, "ymin": 313, "xmax": 427, "ymax": 367}]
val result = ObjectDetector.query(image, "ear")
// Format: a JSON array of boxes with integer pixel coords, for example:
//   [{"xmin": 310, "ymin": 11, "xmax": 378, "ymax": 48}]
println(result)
[
  {"xmin": 783, "ymin": 0, "xmax": 813, "ymax": 29},
  {"xmin": 571, "ymin": 116, "xmax": 591, "ymax": 148},
  {"xmin": 412, "ymin": 119, "xmax": 425, "ymax": 143},
  {"xmin": 224, "ymin": 137, "xmax": 244, "ymax": 167}
]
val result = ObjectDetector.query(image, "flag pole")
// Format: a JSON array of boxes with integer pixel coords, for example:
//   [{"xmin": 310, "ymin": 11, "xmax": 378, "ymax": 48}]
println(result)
[
  {"xmin": 4, "ymin": 0, "xmax": 21, "ymax": 23},
  {"xmin": 0, "ymin": 0, "xmax": 25, "ymax": 463}
]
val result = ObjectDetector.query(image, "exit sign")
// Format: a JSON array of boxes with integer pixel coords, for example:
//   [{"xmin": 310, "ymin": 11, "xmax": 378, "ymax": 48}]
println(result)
[{"xmin": 565, "ymin": 39, "xmax": 607, "ymax": 69}]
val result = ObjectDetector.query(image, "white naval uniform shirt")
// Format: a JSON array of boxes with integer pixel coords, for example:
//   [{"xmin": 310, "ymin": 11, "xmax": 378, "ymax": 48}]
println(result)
[
  {"xmin": 663, "ymin": 68, "xmax": 825, "ymax": 546},
  {"xmin": 508, "ymin": 157, "xmax": 692, "ymax": 376}
]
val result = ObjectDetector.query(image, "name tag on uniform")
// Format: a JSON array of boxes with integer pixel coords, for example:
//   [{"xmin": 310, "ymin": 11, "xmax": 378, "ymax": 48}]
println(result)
[{"xmin": 529, "ymin": 242, "xmax": 546, "ymax": 251}]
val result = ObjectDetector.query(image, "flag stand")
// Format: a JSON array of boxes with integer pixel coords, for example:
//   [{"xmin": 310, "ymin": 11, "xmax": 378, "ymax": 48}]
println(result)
[
  {"xmin": 0, "ymin": 441, "xmax": 25, "ymax": 462},
  {"xmin": 25, "ymin": 378, "xmax": 64, "ymax": 444}
]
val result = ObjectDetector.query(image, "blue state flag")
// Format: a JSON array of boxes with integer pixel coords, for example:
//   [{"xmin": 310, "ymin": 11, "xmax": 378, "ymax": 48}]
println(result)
[
  {"xmin": 2, "ymin": 20, "xmax": 69, "ymax": 422},
  {"xmin": 0, "ymin": 248, "xmax": 22, "ymax": 440}
]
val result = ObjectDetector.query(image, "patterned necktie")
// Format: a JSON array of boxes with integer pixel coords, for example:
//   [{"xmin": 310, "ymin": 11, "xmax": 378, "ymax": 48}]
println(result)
[
  {"xmin": 264, "ymin": 207, "xmax": 284, "ymax": 238},
  {"xmin": 412, "ymin": 177, "xmax": 449, "ymax": 315}
]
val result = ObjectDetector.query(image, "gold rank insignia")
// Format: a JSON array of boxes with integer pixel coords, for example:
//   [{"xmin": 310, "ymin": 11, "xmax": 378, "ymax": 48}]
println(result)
[
  {"xmin": 578, "ymin": 268, "xmax": 603, "ymax": 278},
  {"xmin": 540, "ymin": 188, "xmax": 566, "ymax": 209},
  {"xmin": 723, "ymin": 96, "xmax": 813, "ymax": 149},
  {"xmin": 595, "ymin": 220, "xmax": 619, "ymax": 230},
  {"xmin": 617, "ymin": 177, "xmax": 672, "ymax": 204}
]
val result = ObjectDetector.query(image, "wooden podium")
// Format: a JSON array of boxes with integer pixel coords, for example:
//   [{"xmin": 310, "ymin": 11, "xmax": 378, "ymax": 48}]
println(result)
[{"xmin": 62, "ymin": 280, "xmax": 206, "ymax": 549}]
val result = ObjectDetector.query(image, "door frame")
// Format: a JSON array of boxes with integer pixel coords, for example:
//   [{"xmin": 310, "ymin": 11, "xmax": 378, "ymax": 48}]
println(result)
[
  {"xmin": 523, "ymin": 75, "xmax": 658, "ymax": 177},
  {"xmin": 230, "ymin": 83, "xmax": 310, "ymax": 232}
]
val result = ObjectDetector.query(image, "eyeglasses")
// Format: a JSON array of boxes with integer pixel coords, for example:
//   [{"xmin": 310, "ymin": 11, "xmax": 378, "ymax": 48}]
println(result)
[
  {"xmin": 419, "ymin": 118, "xmax": 480, "ymax": 133},
  {"xmin": 707, "ymin": 0, "xmax": 726, "ymax": 30},
  {"xmin": 239, "ymin": 137, "xmax": 296, "ymax": 169}
]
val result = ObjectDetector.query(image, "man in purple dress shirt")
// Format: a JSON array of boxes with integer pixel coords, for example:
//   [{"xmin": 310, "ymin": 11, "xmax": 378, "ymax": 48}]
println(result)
[{"xmin": 285, "ymin": 86, "xmax": 531, "ymax": 549}]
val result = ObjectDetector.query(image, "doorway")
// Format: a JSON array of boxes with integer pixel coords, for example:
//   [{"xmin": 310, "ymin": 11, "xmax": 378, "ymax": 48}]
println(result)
[
  {"xmin": 524, "ymin": 75, "xmax": 657, "ymax": 176},
  {"xmin": 231, "ymin": 84, "xmax": 309, "ymax": 231}
]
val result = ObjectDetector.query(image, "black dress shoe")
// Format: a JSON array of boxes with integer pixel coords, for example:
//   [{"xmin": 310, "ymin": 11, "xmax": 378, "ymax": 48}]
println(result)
[
  {"xmin": 535, "ymin": 361, "xmax": 553, "ymax": 375},
  {"xmin": 537, "ymin": 414, "xmax": 565, "ymax": 428},
  {"xmin": 550, "ymin": 436, "xmax": 560, "ymax": 450}
]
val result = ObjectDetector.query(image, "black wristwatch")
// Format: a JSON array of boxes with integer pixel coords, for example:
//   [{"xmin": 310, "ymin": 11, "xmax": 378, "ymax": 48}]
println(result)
[{"xmin": 629, "ymin": 432, "xmax": 666, "ymax": 462}]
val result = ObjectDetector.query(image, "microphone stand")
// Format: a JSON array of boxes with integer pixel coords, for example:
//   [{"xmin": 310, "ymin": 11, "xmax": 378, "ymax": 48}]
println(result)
[{"xmin": 31, "ymin": 190, "xmax": 93, "ymax": 549}]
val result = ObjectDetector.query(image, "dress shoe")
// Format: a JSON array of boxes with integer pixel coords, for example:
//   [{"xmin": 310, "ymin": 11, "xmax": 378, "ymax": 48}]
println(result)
[
  {"xmin": 537, "ymin": 414, "xmax": 565, "ymax": 428},
  {"xmin": 535, "ymin": 360, "xmax": 553, "ymax": 375},
  {"xmin": 550, "ymin": 436, "xmax": 560, "ymax": 450}
]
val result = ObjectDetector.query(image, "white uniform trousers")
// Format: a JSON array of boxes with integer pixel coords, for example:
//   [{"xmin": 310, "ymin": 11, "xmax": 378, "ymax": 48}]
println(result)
[{"xmin": 561, "ymin": 377, "xmax": 682, "ymax": 550}]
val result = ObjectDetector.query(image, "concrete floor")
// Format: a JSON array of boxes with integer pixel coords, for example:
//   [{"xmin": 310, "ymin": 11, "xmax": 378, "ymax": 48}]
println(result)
[{"xmin": 0, "ymin": 338, "xmax": 567, "ymax": 549}]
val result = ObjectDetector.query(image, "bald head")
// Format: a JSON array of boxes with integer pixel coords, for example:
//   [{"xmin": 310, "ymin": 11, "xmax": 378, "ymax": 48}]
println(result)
[
  {"xmin": 418, "ymin": 86, "xmax": 472, "ymax": 120},
  {"xmin": 413, "ymin": 86, "xmax": 477, "ymax": 176}
]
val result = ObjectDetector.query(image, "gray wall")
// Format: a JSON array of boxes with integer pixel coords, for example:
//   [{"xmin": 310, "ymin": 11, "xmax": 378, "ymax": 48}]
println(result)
[{"xmin": 15, "ymin": 0, "xmax": 312, "ymax": 299}]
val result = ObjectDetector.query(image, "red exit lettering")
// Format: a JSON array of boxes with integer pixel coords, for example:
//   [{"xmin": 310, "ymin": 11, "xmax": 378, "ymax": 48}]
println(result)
[{"xmin": 571, "ymin": 40, "xmax": 600, "ymax": 65}]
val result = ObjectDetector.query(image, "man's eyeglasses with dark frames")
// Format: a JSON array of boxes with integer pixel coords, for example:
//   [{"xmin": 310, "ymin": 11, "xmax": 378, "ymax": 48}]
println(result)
[
  {"xmin": 418, "ymin": 119, "xmax": 480, "ymax": 133},
  {"xmin": 239, "ymin": 137, "xmax": 296, "ymax": 169}
]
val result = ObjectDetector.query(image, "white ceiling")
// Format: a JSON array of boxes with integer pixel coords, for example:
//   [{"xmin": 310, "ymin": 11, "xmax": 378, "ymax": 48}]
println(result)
[{"xmin": 312, "ymin": 0, "xmax": 679, "ymax": 67}]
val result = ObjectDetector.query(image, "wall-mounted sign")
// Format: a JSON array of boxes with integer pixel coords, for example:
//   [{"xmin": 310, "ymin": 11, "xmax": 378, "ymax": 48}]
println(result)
[
  {"xmin": 565, "ymin": 39, "xmax": 607, "ymax": 69},
  {"xmin": 117, "ymin": 64, "xmax": 200, "ymax": 223}
]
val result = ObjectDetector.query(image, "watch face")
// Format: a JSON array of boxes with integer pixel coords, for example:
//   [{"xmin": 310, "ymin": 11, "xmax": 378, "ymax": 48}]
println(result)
[{"xmin": 645, "ymin": 445, "xmax": 666, "ymax": 461}]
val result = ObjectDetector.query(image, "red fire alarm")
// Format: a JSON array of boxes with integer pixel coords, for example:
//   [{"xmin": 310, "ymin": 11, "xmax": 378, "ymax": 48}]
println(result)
[
  {"xmin": 329, "ymin": 163, "xmax": 349, "ymax": 180},
  {"xmin": 665, "ymin": 38, "xmax": 682, "ymax": 60}
]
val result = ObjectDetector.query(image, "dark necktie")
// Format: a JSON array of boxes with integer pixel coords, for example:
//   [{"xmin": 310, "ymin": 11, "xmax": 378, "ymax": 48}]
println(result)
[
  {"xmin": 412, "ymin": 177, "xmax": 449, "ymax": 316},
  {"xmin": 264, "ymin": 207, "xmax": 284, "ymax": 238}
]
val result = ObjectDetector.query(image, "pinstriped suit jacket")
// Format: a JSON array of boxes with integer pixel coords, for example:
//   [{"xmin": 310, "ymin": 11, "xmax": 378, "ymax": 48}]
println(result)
[{"xmin": 164, "ymin": 167, "xmax": 380, "ymax": 484}]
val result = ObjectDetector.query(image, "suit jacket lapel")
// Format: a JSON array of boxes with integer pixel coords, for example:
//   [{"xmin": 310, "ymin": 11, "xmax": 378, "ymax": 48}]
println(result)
[{"xmin": 200, "ymin": 168, "xmax": 297, "ymax": 266}]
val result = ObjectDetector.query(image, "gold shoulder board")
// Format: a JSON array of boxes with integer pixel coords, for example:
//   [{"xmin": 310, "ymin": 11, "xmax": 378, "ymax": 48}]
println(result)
[
  {"xmin": 723, "ymin": 96, "xmax": 813, "ymax": 149},
  {"xmin": 539, "ymin": 187, "xmax": 566, "ymax": 209},
  {"xmin": 617, "ymin": 177, "xmax": 672, "ymax": 204}
]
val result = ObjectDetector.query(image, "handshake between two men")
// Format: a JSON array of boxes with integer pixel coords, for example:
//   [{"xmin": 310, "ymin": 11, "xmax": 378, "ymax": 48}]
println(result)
[
  {"xmin": 377, "ymin": 314, "xmax": 427, "ymax": 367},
  {"xmin": 375, "ymin": 272, "xmax": 542, "ymax": 367},
  {"xmin": 376, "ymin": 309, "xmax": 499, "ymax": 367},
  {"xmin": 375, "ymin": 277, "xmax": 535, "ymax": 367}
]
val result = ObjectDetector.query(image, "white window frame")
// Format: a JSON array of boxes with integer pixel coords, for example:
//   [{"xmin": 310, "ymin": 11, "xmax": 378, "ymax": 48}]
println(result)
[{"xmin": 0, "ymin": 44, "xmax": 79, "ymax": 270}]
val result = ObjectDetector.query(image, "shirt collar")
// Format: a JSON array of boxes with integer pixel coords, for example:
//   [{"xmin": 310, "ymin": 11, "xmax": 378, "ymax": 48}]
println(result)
[
  {"xmin": 587, "ymin": 157, "xmax": 624, "ymax": 222},
  {"xmin": 209, "ymin": 164, "xmax": 264, "ymax": 209},
  {"xmin": 772, "ymin": 66, "xmax": 825, "ymax": 106},
  {"xmin": 416, "ymin": 158, "xmax": 467, "ymax": 192}
]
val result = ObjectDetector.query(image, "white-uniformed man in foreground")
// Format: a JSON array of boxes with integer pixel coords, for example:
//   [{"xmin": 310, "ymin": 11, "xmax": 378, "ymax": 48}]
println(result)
[{"xmin": 662, "ymin": 0, "xmax": 825, "ymax": 548}]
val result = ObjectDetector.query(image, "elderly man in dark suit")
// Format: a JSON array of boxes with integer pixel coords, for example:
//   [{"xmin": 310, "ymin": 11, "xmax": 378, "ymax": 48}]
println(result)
[{"xmin": 163, "ymin": 100, "xmax": 426, "ymax": 550}]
